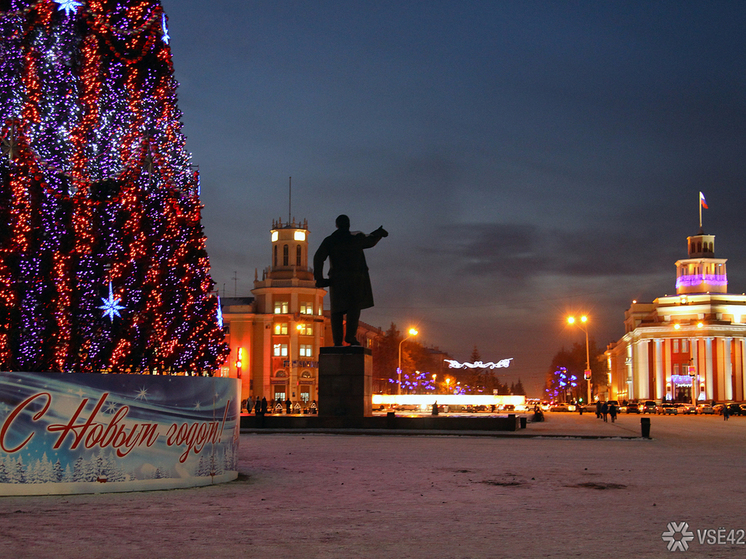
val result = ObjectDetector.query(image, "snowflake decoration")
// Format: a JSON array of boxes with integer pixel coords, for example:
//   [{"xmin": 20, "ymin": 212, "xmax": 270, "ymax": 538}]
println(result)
[
  {"xmin": 161, "ymin": 14, "xmax": 170, "ymax": 44},
  {"xmin": 216, "ymin": 296, "xmax": 224, "ymax": 328},
  {"xmin": 99, "ymin": 281, "xmax": 125, "ymax": 322},
  {"xmin": 55, "ymin": 0, "xmax": 82, "ymax": 18},
  {"xmin": 661, "ymin": 522, "xmax": 694, "ymax": 552},
  {"xmin": 135, "ymin": 387, "xmax": 148, "ymax": 401}
]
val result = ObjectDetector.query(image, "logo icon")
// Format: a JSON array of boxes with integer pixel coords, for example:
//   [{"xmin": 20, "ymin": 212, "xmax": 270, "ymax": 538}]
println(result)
[{"xmin": 662, "ymin": 522, "xmax": 694, "ymax": 551}]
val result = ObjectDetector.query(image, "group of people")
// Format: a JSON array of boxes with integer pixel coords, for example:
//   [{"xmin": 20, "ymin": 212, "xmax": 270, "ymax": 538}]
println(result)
[
  {"xmin": 595, "ymin": 401, "xmax": 618, "ymax": 422},
  {"xmin": 242, "ymin": 397, "xmax": 317, "ymax": 415}
]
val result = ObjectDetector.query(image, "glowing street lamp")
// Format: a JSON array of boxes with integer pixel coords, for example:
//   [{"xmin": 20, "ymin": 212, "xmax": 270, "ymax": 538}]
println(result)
[
  {"xmin": 567, "ymin": 315, "xmax": 591, "ymax": 405},
  {"xmin": 235, "ymin": 347, "xmax": 244, "ymax": 379},
  {"xmin": 398, "ymin": 327, "xmax": 418, "ymax": 396}
]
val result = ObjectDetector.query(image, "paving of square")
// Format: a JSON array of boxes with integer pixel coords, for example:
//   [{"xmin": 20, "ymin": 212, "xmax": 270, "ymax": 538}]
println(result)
[{"xmin": 1, "ymin": 413, "xmax": 744, "ymax": 558}]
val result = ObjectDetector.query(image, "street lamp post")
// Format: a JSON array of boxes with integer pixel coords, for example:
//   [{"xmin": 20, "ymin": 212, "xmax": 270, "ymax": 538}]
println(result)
[
  {"xmin": 398, "ymin": 327, "xmax": 419, "ymax": 396},
  {"xmin": 568, "ymin": 315, "xmax": 592, "ymax": 405}
]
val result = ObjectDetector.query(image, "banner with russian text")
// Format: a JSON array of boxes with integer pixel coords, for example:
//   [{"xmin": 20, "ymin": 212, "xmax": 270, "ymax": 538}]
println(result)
[{"xmin": 0, "ymin": 372, "xmax": 239, "ymax": 495}]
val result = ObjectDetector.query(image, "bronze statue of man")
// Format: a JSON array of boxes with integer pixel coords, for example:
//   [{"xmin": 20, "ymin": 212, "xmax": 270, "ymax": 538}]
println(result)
[{"xmin": 314, "ymin": 215, "xmax": 388, "ymax": 346}]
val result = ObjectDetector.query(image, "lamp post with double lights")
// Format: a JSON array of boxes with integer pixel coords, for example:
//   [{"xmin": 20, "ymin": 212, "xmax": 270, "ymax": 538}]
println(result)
[
  {"xmin": 568, "ymin": 315, "xmax": 592, "ymax": 405},
  {"xmin": 397, "ymin": 327, "xmax": 419, "ymax": 396}
]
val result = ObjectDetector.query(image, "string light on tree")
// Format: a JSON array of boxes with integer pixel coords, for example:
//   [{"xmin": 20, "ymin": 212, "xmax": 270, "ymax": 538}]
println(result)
[{"xmin": 0, "ymin": 1, "xmax": 228, "ymax": 373}]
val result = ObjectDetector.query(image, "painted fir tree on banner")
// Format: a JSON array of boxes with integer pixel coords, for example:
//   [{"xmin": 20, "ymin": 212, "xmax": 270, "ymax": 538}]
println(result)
[{"xmin": 0, "ymin": 1, "xmax": 228, "ymax": 373}]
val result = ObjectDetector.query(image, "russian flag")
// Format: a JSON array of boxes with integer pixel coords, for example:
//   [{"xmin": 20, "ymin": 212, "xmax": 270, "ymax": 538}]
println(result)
[{"xmin": 700, "ymin": 191, "xmax": 708, "ymax": 209}]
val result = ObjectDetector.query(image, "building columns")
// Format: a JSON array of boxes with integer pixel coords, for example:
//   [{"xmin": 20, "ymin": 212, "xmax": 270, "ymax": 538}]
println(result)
[
  {"xmin": 626, "ymin": 342, "xmax": 634, "ymax": 401},
  {"xmin": 722, "ymin": 337, "xmax": 733, "ymax": 401},
  {"xmin": 705, "ymin": 337, "xmax": 714, "ymax": 400},
  {"xmin": 654, "ymin": 339, "xmax": 664, "ymax": 400},
  {"xmin": 635, "ymin": 339, "xmax": 650, "ymax": 399},
  {"xmin": 734, "ymin": 338, "xmax": 746, "ymax": 401}
]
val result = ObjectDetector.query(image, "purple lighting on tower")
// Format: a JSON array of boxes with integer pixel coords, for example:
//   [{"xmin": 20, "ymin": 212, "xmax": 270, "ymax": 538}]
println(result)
[{"xmin": 676, "ymin": 274, "xmax": 727, "ymax": 289}]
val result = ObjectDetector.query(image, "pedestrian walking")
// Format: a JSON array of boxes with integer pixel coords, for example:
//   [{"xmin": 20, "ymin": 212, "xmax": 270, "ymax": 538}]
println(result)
[
  {"xmin": 723, "ymin": 405, "xmax": 730, "ymax": 421},
  {"xmin": 596, "ymin": 401, "xmax": 602, "ymax": 419},
  {"xmin": 609, "ymin": 402, "xmax": 617, "ymax": 423},
  {"xmin": 601, "ymin": 402, "xmax": 609, "ymax": 422},
  {"xmin": 285, "ymin": 398, "xmax": 292, "ymax": 414}
]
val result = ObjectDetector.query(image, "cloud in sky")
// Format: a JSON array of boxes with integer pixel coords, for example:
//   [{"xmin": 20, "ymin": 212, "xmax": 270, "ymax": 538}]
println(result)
[{"xmin": 164, "ymin": 0, "xmax": 746, "ymax": 394}]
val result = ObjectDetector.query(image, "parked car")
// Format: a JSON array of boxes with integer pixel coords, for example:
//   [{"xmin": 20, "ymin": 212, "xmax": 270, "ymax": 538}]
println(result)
[
  {"xmin": 626, "ymin": 403, "xmax": 641, "ymax": 414},
  {"xmin": 725, "ymin": 403, "xmax": 743, "ymax": 416},
  {"xmin": 549, "ymin": 403, "xmax": 570, "ymax": 412},
  {"xmin": 697, "ymin": 404, "xmax": 714, "ymax": 414},
  {"xmin": 641, "ymin": 400, "xmax": 658, "ymax": 414},
  {"xmin": 658, "ymin": 403, "xmax": 678, "ymax": 415},
  {"xmin": 712, "ymin": 403, "xmax": 725, "ymax": 415},
  {"xmin": 677, "ymin": 404, "xmax": 697, "ymax": 415},
  {"xmin": 739, "ymin": 404, "xmax": 746, "ymax": 415}
]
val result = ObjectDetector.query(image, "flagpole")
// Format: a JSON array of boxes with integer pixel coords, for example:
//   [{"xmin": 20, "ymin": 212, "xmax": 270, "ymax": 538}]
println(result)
[{"xmin": 699, "ymin": 192, "xmax": 702, "ymax": 230}]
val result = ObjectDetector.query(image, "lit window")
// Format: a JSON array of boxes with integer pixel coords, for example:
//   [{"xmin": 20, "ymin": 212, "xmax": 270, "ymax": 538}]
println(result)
[
  {"xmin": 300, "ymin": 344, "xmax": 313, "ymax": 357},
  {"xmin": 274, "ymin": 323, "xmax": 288, "ymax": 335},
  {"xmin": 271, "ymin": 231, "xmax": 278, "ymax": 242},
  {"xmin": 274, "ymin": 301, "xmax": 289, "ymax": 314},
  {"xmin": 298, "ymin": 323, "xmax": 313, "ymax": 336},
  {"xmin": 294, "ymin": 231, "xmax": 306, "ymax": 241},
  {"xmin": 273, "ymin": 344, "xmax": 288, "ymax": 357},
  {"xmin": 682, "ymin": 339, "xmax": 688, "ymax": 352},
  {"xmin": 673, "ymin": 339, "xmax": 679, "ymax": 353},
  {"xmin": 300, "ymin": 302, "xmax": 313, "ymax": 315}
]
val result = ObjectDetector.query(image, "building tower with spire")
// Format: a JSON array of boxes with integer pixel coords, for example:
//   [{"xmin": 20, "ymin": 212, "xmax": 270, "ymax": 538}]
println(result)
[
  {"xmin": 606, "ymin": 205, "xmax": 746, "ymax": 405},
  {"xmin": 675, "ymin": 231, "xmax": 728, "ymax": 295},
  {"xmin": 221, "ymin": 218, "xmax": 328, "ymax": 405}
]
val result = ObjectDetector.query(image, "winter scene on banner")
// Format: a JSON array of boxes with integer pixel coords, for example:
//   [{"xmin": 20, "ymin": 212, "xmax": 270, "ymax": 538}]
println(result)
[{"xmin": 0, "ymin": 373, "xmax": 240, "ymax": 495}]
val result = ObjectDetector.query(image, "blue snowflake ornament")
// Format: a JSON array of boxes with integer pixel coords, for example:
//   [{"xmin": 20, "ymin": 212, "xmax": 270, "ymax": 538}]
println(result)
[
  {"xmin": 161, "ymin": 14, "xmax": 170, "ymax": 44},
  {"xmin": 216, "ymin": 296, "xmax": 223, "ymax": 328},
  {"xmin": 55, "ymin": 0, "xmax": 82, "ymax": 18},
  {"xmin": 99, "ymin": 281, "xmax": 125, "ymax": 322}
]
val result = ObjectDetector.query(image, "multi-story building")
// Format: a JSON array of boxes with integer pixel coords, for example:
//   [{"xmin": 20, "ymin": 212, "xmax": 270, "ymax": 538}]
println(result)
[
  {"xmin": 221, "ymin": 218, "xmax": 327, "ymax": 405},
  {"xmin": 606, "ymin": 228, "xmax": 746, "ymax": 403}
]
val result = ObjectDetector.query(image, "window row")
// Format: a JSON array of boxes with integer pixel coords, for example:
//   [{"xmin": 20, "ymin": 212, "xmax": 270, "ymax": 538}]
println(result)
[
  {"xmin": 274, "ymin": 244, "xmax": 303, "ymax": 267},
  {"xmin": 273, "ymin": 343, "xmax": 315, "ymax": 357},
  {"xmin": 273, "ymin": 301, "xmax": 318, "ymax": 315},
  {"xmin": 273, "ymin": 323, "xmax": 314, "ymax": 336}
]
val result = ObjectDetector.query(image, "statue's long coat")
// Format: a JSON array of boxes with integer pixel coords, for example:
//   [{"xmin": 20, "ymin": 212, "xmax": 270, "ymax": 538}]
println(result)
[{"xmin": 313, "ymin": 229, "xmax": 384, "ymax": 313}]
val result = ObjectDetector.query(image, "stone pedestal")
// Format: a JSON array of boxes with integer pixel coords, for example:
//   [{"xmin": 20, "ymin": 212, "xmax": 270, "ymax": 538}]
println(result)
[{"xmin": 318, "ymin": 346, "xmax": 372, "ymax": 426}]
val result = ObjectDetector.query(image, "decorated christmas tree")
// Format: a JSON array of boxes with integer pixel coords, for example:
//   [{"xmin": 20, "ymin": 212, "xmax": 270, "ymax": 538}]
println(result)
[{"xmin": 0, "ymin": 1, "xmax": 228, "ymax": 373}]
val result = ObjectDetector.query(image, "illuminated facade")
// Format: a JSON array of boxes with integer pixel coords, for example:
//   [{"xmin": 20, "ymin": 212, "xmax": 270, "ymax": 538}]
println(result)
[
  {"xmin": 221, "ymin": 218, "xmax": 327, "ymax": 404},
  {"xmin": 606, "ymin": 230, "xmax": 746, "ymax": 403}
]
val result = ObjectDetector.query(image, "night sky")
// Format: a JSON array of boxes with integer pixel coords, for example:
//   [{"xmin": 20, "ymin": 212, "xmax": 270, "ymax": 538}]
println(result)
[{"xmin": 162, "ymin": 0, "xmax": 746, "ymax": 395}]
